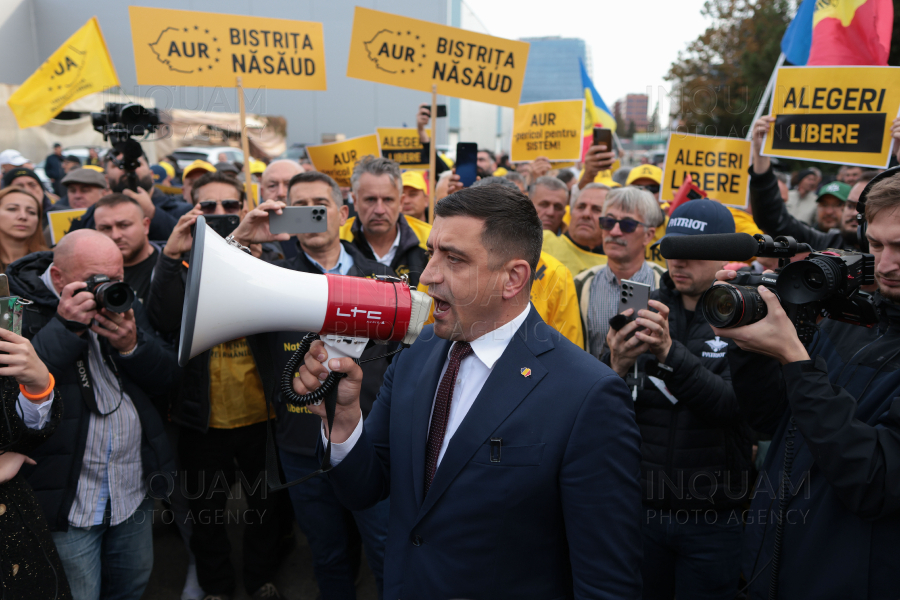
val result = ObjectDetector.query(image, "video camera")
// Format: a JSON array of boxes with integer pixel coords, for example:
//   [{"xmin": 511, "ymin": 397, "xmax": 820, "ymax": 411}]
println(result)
[
  {"xmin": 659, "ymin": 233, "xmax": 878, "ymax": 343},
  {"xmin": 91, "ymin": 102, "xmax": 161, "ymax": 192}
]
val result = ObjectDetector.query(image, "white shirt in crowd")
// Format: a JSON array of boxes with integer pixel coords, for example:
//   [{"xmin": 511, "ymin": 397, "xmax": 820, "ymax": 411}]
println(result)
[
  {"xmin": 368, "ymin": 227, "xmax": 401, "ymax": 267},
  {"xmin": 325, "ymin": 304, "xmax": 532, "ymax": 468}
]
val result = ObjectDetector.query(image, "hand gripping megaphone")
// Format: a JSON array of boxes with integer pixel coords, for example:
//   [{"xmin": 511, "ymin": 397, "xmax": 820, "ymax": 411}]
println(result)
[{"xmin": 178, "ymin": 218, "xmax": 433, "ymax": 382}]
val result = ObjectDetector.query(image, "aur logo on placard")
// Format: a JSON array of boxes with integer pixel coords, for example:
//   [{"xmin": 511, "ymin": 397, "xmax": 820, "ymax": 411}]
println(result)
[
  {"xmin": 149, "ymin": 24, "xmax": 221, "ymax": 74},
  {"xmin": 364, "ymin": 29, "xmax": 424, "ymax": 75}
]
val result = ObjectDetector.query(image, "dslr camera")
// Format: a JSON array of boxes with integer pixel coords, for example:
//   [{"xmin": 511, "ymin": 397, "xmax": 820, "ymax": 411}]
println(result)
[
  {"xmin": 85, "ymin": 275, "xmax": 135, "ymax": 314},
  {"xmin": 699, "ymin": 236, "xmax": 878, "ymax": 343}
]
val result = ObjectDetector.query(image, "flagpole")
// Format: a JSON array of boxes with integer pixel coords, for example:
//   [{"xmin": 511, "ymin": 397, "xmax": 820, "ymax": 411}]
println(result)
[
  {"xmin": 428, "ymin": 84, "xmax": 437, "ymax": 225},
  {"xmin": 746, "ymin": 53, "xmax": 785, "ymax": 140},
  {"xmin": 237, "ymin": 77, "xmax": 254, "ymax": 207}
]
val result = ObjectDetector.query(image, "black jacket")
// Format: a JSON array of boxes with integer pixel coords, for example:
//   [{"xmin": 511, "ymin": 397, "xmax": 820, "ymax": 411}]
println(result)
[
  {"xmin": 749, "ymin": 165, "xmax": 856, "ymax": 251},
  {"xmin": 68, "ymin": 188, "xmax": 191, "ymax": 242},
  {"xmin": 348, "ymin": 214, "xmax": 429, "ymax": 288},
  {"xmin": 729, "ymin": 295, "xmax": 900, "ymax": 599},
  {"xmin": 0, "ymin": 377, "xmax": 72, "ymax": 599},
  {"xmin": 604, "ymin": 273, "xmax": 752, "ymax": 511},
  {"xmin": 6, "ymin": 251, "xmax": 178, "ymax": 532}
]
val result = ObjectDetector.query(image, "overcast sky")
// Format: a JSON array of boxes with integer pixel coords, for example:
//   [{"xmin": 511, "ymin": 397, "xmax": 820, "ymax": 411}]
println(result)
[{"xmin": 465, "ymin": 0, "xmax": 714, "ymax": 117}]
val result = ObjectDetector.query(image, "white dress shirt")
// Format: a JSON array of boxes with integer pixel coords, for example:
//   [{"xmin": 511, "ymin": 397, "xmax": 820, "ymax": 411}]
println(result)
[
  {"xmin": 367, "ymin": 227, "xmax": 401, "ymax": 267},
  {"xmin": 16, "ymin": 392, "xmax": 54, "ymax": 429},
  {"xmin": 325, "ymin": 305, "xmax": 532, "ymax": 466}
]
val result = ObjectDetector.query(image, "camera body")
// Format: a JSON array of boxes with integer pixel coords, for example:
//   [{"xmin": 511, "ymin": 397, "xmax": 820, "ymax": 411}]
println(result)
[
  {"xmin": 700, "ymin": 246, "xmax": 878, "ymax": 343},
  {"xmin": 92, "ymin": 102, "xmax": 161, "ymax": 192},
  {"xmin": 85, "ymin": 275, "xmax": 135, "ymax": 314}
]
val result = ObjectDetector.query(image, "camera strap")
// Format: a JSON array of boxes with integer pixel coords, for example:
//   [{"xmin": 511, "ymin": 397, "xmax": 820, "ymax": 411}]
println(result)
[
  {"xmin": 75, "ymin": 346, "xmax": 124, "ymax": 417},
  {"xmin": 56, "ymin": 313, "xmax": 91, "ymax": 333}
]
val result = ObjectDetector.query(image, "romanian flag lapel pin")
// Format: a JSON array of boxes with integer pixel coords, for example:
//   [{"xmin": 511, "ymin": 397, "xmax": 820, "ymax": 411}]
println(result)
[{"xmin": 520, "ymin": 367, "xmax": 532, "ymax": 378}]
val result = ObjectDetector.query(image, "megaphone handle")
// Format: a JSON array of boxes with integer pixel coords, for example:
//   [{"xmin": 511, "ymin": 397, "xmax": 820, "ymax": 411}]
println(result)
[{"xmin": 320, "ymin": 335, "xmax": 369, "ymax": 373}]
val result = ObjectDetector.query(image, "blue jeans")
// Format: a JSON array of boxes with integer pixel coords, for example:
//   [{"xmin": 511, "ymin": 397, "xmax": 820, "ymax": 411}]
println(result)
[
  {"xmin": 51, "ymin": 498, "xmax": 154, "ymax": 600},
  {"xmin": 280, "ymin": 451, "xmax": 389, "ymax": 600},
  {"xmin": 641, "ymin": 507, "xmax": 742, "ymax": 600}
]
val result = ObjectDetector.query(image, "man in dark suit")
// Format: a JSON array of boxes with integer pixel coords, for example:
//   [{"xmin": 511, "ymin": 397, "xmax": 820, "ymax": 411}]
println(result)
[{"xmin": 293, "ymin": 184, "xmax": 643, "ymax": 599}]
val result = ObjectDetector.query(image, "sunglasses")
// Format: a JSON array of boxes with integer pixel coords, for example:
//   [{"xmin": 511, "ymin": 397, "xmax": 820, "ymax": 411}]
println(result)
[
  {"xmin": 198, "ymin": 199, "xmax": 242, "ymax": 214},
  {"xmin": 634, "ymin": 184, "xmax": 661, "ymax": 194},
  {"xmin": 599, "ymin": 216, "xmax": 648, "ymax": 234}
]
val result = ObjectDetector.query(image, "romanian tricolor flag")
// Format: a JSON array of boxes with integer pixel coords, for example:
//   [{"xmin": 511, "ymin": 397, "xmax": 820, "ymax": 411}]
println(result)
[
  {"xmin": 781, "ymin": 0, "xmax": 893, "ymax": 66},
  {"xmin": 579, "ymin": 59, "xmax": 616, "ymax": 160}
]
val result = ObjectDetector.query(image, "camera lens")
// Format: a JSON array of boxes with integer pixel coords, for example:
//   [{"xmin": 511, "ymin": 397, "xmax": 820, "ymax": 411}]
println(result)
[
  {"xmin": 95, "ymin": 281, "xmax": 135, "ymax": 313},
  {"xmin": 700, "ymin": 284, "xmax": 767, "ymax": 328}
]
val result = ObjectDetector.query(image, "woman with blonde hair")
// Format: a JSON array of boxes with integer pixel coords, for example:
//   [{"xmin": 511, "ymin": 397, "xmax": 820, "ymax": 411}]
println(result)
[{"xmin": 0, "ymin": 186, "xmax": 48, "ymax": 272}]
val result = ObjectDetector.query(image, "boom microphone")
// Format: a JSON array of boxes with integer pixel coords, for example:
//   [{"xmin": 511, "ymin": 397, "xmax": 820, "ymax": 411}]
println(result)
[{"xmin": 659, "ymin": 233, "xmax": 761, "ymax": 261}]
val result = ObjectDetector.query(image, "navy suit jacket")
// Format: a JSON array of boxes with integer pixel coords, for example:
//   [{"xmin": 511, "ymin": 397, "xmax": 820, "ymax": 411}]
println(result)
[{"xmin": 326, "ymin": 306, "xmax": 643, "ymax": 600}]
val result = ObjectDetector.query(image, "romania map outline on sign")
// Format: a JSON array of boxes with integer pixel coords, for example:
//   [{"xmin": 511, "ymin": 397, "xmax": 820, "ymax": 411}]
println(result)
[
  {"xmin": 364, "ymin": 29, "xmax": 425, "ymax": 75},
  {"xmin": 148, "ymin": 24, "xmax": 221, "ymax": 75}
]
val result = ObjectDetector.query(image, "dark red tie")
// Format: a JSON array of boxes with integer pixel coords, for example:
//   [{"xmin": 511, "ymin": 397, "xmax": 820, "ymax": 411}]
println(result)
[{"xmin": 424, "ymin": 341, "xmax": 473, "ymax": 496}]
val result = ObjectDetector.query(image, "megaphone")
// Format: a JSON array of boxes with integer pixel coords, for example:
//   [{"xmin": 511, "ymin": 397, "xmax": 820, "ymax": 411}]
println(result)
[{"xmin": 178, "ymin": 217, "xmax": 433, "ymax": 367}]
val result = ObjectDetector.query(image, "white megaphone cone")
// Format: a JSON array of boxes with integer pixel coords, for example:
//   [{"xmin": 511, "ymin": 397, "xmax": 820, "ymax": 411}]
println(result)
[{"xmin": 178, "ymin": 218, "xmax": 433, "ymax": 367}]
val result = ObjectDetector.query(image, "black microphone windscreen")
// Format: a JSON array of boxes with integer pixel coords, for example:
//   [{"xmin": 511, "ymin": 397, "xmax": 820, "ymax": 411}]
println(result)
[{"xmin": 659, "ymin": 233, "xmax": 760, "ymax": 261}]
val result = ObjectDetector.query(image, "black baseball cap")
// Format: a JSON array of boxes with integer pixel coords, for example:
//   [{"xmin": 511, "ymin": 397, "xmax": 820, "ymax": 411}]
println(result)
[{"xmin": 2, "ymin": 167, "xmax": 42, "ymax": 190}]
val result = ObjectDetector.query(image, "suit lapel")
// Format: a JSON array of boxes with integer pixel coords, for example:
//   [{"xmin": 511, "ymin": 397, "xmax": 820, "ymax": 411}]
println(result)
[
  {"xmin": 414, "ymin": 322, "xmax": 550, "ymax": 523},
  {"xmin": 410, "ymin": 337, "xmax": 452, "ymax": 508}
]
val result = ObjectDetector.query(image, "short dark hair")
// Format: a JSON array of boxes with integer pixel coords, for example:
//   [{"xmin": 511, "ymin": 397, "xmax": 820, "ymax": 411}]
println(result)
[
  {"xmin": 477, "ymin": 149, "xmax": 496, "ymax": 162},
  {"xmin": 556, "ymin": 169, "xmax": 575, "ymax": 185},
  {"xmin": 94, "ymin": 192, "xmax": 144, "ymax": 216},
  {"xmin": 63, "ymin": 155, "xmax": 81, "ymax": 165},
  {"xmin": 473, "ymin": 176, "xmax": 517, "ymax": 190},
  {"xmin": 288, "ymin": 171, "xmax": 343, "ymax": 206},
  {"xmin": 435, "ymin": 183, "xmax": 543, "ymax": 286},
  {"xmin": 190, "ymin": 171, "xmax": 246, "ymax": 205}
]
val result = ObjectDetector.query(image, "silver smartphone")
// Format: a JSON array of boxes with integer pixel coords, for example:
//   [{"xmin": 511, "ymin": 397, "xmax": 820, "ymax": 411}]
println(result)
[
  {"xmin": 268, "ymin": 206, "xmax": 328, "ymax": 235},
  {"xmin": 620, "ymin": 279, "xmax": 651, "ymax": 315}
]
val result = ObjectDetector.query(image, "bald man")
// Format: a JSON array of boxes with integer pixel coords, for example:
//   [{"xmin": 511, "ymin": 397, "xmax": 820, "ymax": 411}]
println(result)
[
  {"xmin": 261, "ymin": 159, "xmax": 305, "ymax": 259},
  {"xmin": 7, "ymin": 229, "xmax": 178, "ymax": 600}
]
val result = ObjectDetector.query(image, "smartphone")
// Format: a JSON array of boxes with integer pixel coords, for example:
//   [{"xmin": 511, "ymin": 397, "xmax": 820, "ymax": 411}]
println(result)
[
  {"xmin": 593, "ymin": 127, "xmax": 613, "ymax": 151},
  {"xmin": 620, "ymin": 279, "xmax": 651, "ymax": 315},
  {"xmin": 203, "ymin": 215, "xmax": 240, "ymax": 238},
  {"xmin": 269, "ymin": 206, "xmax": 328, "ymax": 235},
  {"xmin": 423, "ymin": 104, "xmax": 447, "ymax": 118},
  {"xmin": 456, "ymin": 142, "xmax": 478, "ymax": 188}
]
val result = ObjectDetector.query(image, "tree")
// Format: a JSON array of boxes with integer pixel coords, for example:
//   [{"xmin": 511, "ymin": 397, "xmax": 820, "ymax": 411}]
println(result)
[
  {"xmin": 625, "ymin": 120, "xmax": 636, "ymax": 139},
  {"xmin": 666, "ymin": 0, "xmax": 793, "ymax": 138}
]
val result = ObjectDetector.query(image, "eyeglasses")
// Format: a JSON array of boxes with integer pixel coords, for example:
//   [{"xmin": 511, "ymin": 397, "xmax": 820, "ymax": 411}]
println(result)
[
  {"xmin": 599, "ymin": 216, "xmax": 648, "ymax": 234},
  {"xmin": 198, "ymin": 199, "xmax": 242, "ymax": 214},
  {"xmin": 634, "ymin": 184, "xmax": 661, "ymax": 194}
]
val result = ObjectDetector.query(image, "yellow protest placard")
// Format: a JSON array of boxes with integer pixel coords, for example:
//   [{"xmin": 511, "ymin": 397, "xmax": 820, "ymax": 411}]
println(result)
[
  {"xmin": 48, "ymin": 208, "xmax": 87, "ymax": 246},
  {"xmin": 306, "ymin": 135, "xmax": 382, "ymax": 188},
  {"xmin": 347, "ymin": 7, "xmax": 529, "ymax": 108},
  {"xmin": 663, "ymin": 133, "xmax": 751, "ymax": 208},
  {"xmin": 510, "ymin": 100, "xmax": 584, "ymax": 162},
  {"xmin": 762, "ymin": 66, "xmax": 900, "ymax": 168},
  {"xmin": 377, "ymin": 128, "xmax": 426, "ymax": 167},
  {"xmin": 129, "ymin": 7, "xmax": 326, "ymax": 90}
]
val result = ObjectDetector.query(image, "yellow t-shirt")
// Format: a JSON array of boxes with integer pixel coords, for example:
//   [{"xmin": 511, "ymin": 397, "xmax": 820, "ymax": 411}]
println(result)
[
  {"xmin": 542, "ymin": 230, "xmax": 607, "ymax": 278},
  {"xmin": 208, "ymin": 338, "xmax": 272, "ymax": 429},
  {"xmin": 531, "ymin": 252, "xmax": 584, "ymax": 349}
]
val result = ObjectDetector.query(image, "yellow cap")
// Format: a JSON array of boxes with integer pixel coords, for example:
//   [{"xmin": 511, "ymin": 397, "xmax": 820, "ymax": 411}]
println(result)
[
  {"xmin": 83, "ymin": 164, "xmax": 105, "ymax": 173},
  {"xmin": 158, "ymin": 162, "xmax": 175, "ymax": 179},
  {"xmin": 596, "ymin": 177, "xmax": 621, "ymax": 188},
  {"xmin": 492, "ymin": 167, "xmax": 508, "ymax": 177},
  {"xmin": 401, "ymin": 170, "xmax": 427, "ymax": 192},
  {"xmin": 183, "ymin": 160, "xmax": 216, "ymax": 179},
  {"xmin": 626, "ymin": 164, "xmax": 662, "ymax": 185},
  {"xmin": 249, "ymin": 159, "xmax": 266, "ymax": 175}
]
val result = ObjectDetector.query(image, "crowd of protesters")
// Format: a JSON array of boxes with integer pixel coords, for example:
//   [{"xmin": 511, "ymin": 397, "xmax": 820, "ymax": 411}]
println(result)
[{"xmin": 0, "ymin": 107, "xmax": 898, "ymax": 600}]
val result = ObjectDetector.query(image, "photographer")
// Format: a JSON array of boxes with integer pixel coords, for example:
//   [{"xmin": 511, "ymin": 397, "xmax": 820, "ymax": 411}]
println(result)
[
  {"xmin": 6, "ymin": 229, "xmax": 177, "ymax": 600},
  {"xmin": 606, "ymin": 200, "xmax": 751, "ymax": 599},
  {"xmin": 712, "ymin": 172, "xmax": 900, "ymax": 599},
  {"xmin": 229, "ymin": 171, "xmax": 398, "ymax": 600}
]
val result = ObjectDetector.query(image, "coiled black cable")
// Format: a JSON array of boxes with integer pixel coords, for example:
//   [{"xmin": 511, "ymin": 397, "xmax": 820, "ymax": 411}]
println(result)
[
  {"xmin": 768, "ymin": 417, "xmax": 797, "ymax": 600},
  {"xmin": 281, "ymin": 332, "xmax": 347, "ymax": 407}
]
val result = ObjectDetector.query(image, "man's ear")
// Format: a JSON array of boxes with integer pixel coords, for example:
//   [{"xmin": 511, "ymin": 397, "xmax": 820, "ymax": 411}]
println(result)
[
  {"xmin": 49, "ymin": 265, "xmax": 65, "ymax": 294},
  {"xmin": 643, "ymin": 226, "xmax": 657, "ymax": 247},
  {"xmin": 339, "ymin": 203, "xmax": 349, "ymax": 226},
  {"xmin": 503, "ymin": 259, "xmax": 531, "ymax": 300},
  {"xmin": 143, "ymin": 217, "xmax": 151, "ymax": 235}
]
